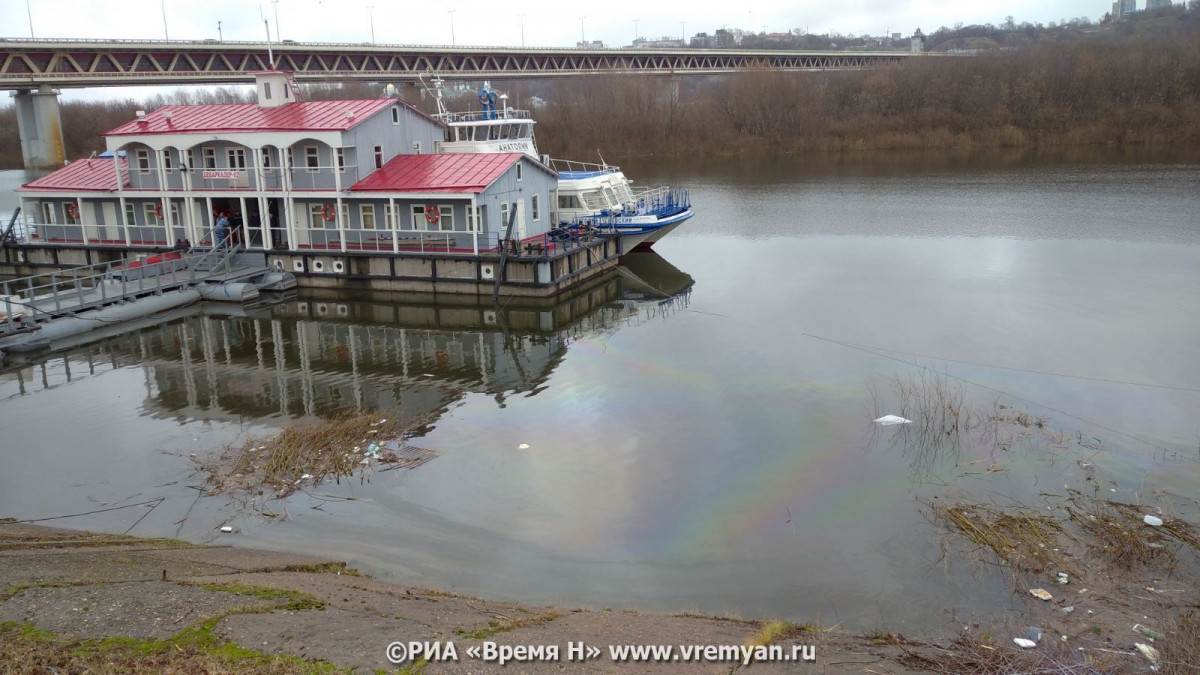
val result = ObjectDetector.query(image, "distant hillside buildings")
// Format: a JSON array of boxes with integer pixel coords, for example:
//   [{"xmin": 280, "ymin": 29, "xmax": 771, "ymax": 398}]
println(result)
[{"xmin": 1113, "ymin": 0, "xmax": 1173, "ymax": 19}]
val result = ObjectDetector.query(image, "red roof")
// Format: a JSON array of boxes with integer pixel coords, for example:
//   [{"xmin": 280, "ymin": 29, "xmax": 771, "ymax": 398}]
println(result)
[
  {"xmin": 105, "ymin": 99, "xmax": 396, "ymax": 136},
  {"xmin": 19, "ymin": 158, "xmax": 129, "ymax": 192},
  {"xmin": 350, "ymin": 153, "xmax": 526, "ymax": 194}
]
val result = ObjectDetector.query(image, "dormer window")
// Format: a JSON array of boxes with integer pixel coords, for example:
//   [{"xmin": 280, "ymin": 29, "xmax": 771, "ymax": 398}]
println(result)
[{"xmin": 264, "ymin": 82, "xmax": 272, "ymax": 99}]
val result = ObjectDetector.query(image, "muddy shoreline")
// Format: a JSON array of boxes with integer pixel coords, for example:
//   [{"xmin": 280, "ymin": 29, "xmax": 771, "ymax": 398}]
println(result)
[{"xmin": 3, "ymin": 519, "xmax": 1195, "ymax": 673}]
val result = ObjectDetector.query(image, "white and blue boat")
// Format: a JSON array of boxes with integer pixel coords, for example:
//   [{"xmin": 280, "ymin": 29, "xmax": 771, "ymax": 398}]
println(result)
[{"xmin": 427, "ymin": 77, "xmax": 693, "ymax": 250}]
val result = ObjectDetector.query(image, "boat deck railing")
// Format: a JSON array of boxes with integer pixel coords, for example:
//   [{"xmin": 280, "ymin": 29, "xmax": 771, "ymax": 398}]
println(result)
[
  {"xmin": 549, "ymin": 158, "xmax": 623, "ymax": 174},
  {"xmin": 1, "ymin": 235, "xmax": 241, "ymax": 339},
  {"xmin": 436, "ymin": 109, "xmax": 533, "ymax": 123}
]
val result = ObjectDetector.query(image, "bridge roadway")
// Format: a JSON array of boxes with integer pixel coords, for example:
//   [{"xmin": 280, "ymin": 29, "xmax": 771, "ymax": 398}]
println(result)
[{"xmin": 0, "ymin": 38, "xmax": 915, "ymax": 89}]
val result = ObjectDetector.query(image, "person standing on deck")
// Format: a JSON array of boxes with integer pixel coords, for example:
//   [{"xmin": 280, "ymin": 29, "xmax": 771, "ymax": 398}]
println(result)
[{"xmin": 214, "ymin": 212, "xmax": 230, "ymax": 248}]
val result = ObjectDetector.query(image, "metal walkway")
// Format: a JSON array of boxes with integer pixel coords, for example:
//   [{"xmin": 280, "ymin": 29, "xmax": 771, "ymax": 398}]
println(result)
[{"xmin": 1, "ymin": 243, "xmax": 283, "ymax": 341}]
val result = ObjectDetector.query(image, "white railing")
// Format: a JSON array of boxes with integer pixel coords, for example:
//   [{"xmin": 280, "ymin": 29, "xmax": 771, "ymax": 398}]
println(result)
[
  {"xmin": 549, "ymin": 158, "xmax": 621, "ymax": 174},
  {"xmin": 436, "ymin": 109, "xmax": 533, "ymax": 123}
]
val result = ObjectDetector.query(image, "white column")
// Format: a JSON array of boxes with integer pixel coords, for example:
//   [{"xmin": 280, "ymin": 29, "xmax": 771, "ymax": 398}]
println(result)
[
  {"xmin": 261, "ymin": 195, "xmax": 274, "ymax": 250},
  {"xmin": 471, "ymin": 195, "xmax": 478, "ymax": 254},
  {"xmin": 76, "ymin": 196, "xmax": 88, "ymax": 245},
  {"xmin": 238, "ymin": 196, "xmax": 247, "ymax": 248},
  {"xmin": 113, "ymin": 154, "xmax": 132, "ymax": 246},
  {"xmin": 333, "ymin": 147, "xmax": 345, "ymax": 253},
  {"xmin": 205, "ymin": 196, "xmax": 213, "ymax": 245},
  {"xmin": 389, "ymin": 196, "xmax": 398, "ymax": 254}
]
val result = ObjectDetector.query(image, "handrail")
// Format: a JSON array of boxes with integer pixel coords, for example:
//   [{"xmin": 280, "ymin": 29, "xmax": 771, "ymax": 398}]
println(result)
[
  {"xmin": 550, "ymin": 158, "xmax": 621, "ymax": 173},
  {"xmin": 436, "ymin": 109, "xmax": 533, "ymax": 123}
]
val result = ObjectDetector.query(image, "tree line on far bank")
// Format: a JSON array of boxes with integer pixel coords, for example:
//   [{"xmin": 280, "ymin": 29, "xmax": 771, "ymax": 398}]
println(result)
[{"xmin": 0, "ymin": 20, "xmax": 1196, "ymax": 169}]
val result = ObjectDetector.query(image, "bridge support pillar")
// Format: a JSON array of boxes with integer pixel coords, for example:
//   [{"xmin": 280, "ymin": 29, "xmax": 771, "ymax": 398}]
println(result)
[{"xmin": 13, "ymin": 88, "xmax": 66, "ymax": 170}]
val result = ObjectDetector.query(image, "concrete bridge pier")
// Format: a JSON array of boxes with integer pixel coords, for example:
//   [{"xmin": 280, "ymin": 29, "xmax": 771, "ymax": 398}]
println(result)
[{"xmin": 13, "ymin": 88, "xmax": 66, "ymax": 170}]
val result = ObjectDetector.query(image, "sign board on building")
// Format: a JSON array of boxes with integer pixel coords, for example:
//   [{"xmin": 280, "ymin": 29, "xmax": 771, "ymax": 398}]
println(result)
[{"xmin": 202, "ymin": 170, "xmax": 242, "ymax": 180}]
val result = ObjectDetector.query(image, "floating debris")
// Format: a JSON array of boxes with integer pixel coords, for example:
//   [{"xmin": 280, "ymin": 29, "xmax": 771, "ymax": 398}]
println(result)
[
  {"xmin": 518, "ymin": 443, "xmax": 530, "ymax": 450},
  {"xmin": 1144, "ymin": 514, "xmax": 1163, "ymax": 527},
  {"xmin": 219, "ymin": 526, "xmax": 233, "ymax": 533},
  {"xmin": 1029, "ymin": 588, "xmax": 1053, "ymax": 601},
  {"xmin": 1057, "ymin": 572, "xmax": 1069, "ymax": 585},
  {"xmin": 1013, "ymin": 638, "xmax": 1037, "ymax": 648},
  {"xmin": 873, "ymin": 415, "xmax": 912, "ymax": 426},
  {"xmin": 1135, "ymin": 643, "xmax": 1160, "ymax": 664}
]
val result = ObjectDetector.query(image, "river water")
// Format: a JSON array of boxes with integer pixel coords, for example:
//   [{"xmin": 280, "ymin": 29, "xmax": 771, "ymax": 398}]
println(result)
[{"xmin": 1, "ymin": 150, "xmax": 1198, "ymax": 633}]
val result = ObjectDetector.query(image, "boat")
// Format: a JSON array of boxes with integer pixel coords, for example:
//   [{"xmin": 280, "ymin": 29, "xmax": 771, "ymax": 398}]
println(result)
[{"xmin": 426, "ymin": 76, "xmax": 694, "ymax": 250}]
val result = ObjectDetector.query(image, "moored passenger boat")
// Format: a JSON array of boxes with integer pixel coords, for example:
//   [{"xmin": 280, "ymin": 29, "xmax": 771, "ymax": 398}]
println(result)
[{"xmin": 426, "ymin": 77, "xmax": 694, "ymax": 249}]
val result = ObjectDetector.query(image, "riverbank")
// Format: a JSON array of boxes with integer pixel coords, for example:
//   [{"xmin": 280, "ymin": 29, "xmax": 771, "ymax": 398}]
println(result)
[{"xmin": 2, "ymin": 520, "xmax": 1194, "ymax": 673}]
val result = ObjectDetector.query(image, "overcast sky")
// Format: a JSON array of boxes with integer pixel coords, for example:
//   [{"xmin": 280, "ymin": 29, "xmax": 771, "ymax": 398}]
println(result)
[{"xmin": 6, "ymin": 0, "xmax": 1112, "ymax": 102}]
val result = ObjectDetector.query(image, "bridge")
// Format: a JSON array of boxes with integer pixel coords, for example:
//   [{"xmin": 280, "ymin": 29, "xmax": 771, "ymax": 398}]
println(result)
[
  {"xmin": 0, "ymin": 38, "xmax": 913, "ymax": 89},
  {"xmin": 2, "ymin": 37, "xmax": 916, "ymax": 169}
]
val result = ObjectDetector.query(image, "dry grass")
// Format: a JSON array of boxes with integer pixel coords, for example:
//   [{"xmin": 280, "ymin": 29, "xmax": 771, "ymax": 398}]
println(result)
[
  {"xmin": 926, "ymin": 501, "xmax": 1074, "ymax": 577},
  {"xmin": 1159, "ymin": 610, "xmax": 1200, "ymax": 674},
  {"xmin": 902, "ymin": 632, "xmax": 1133, "ymax": 674},
  {"xmin": 1065, "ymin": 492, "xmax": 1199, "ymax": 571},
  {"xmin": 196, "ymin": 411, "xmax": 437, "ymax": 498},
  {"xmin": 747, "ymin": 620, "xmax": 798, "ymax": 647}
]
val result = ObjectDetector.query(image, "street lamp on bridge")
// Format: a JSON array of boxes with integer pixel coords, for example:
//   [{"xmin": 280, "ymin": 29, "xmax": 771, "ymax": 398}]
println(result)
[{"xmin": 449, "ymin": 10, "xmax": 457, "ymax": 46}]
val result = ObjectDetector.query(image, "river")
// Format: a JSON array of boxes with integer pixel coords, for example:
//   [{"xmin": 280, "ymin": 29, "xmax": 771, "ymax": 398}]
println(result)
[{"xmin": 1, "ymin": 149, "xmax": 1198, "ymax": 633}]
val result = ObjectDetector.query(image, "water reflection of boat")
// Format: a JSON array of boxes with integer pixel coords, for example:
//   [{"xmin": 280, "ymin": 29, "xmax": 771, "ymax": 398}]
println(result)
[{"xmin": 0, "ymin": 253, "xmax": 693, "ymax": 429}]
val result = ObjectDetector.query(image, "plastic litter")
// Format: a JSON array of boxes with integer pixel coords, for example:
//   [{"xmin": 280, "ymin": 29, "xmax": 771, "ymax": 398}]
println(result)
[
  {"xmin": 873, "ymin": 415, "xmax": 912, "ymax": 426},
  {"xmin": 1013, "ymin": 638, "xmax": 1037, "ymax": 648},
  {"xmin": 518, "ymin": 443, "xmax": 530, "ymax": 449},
  {"xmin": 1133, "ymin": 624, "xmax": 1163, "ymax": 639},
  {"xmin": 1062, "ymin": 605, "xmax": 1075, "ymax": 614},
  {"xmin": 1029, "ymin": 588, "xmax": 1053, "ymax": 601},
  {"xmin": 1057, "ymin": 572, "xmax": 1069, "ymax": 585},
  {"xmin": 1027, "ymin": 627, "xmax": 1043, "ymax": 642},
  {"xmin": 219, "ymin": 526, "xmax": 233, "ymax": 533},
  {"xmin": 1135, "ymin": 643, "xmax": 1160, "ymax": 664},
  {"xmin": 1143, "ymin": 515, "xmax": 1163, "ymax": 527},
  {"xmin": 365, "ymin": 443, "xmax": 381, "ymax": 456}
]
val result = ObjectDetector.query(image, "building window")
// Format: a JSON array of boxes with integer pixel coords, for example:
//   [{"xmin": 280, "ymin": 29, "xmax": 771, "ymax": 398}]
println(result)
[
  {"xmin": 284, "ymin": 83, "xmax": 290, "ymax": 99},
  {"xmin": 169, "ymin": 202, "xmax": 180, "ymax": 226},
  {"xmin": 309, "ymin": 205, "xmax": 327, "ymax": 229},
  {"xmin": 286, "ymin": 148, "xmax": 294, "ymax": 169},
  {"xmin": 162, "ymin": 150, "xmax": 173, "ymax": 171},
  {"xmin": 391, "ymin": 107, "xmax": 400, "ymax": 124},
  {"xmin": 124, "ymin": 203, "xmax": 136, "ymax": 225},
  {"xmin": 264, "ymin": 82, "xmax": 272, "ymax": 99},
  {"xmin": 62, "ymin": 201, "xmax": 79, "ymax": 225},
  {"xmin": 262, "ymin": 148, "xmax": 273, "ymax": 173},
  {"xmin": 227, "ymin": 148, "xmax": 246, "ymax": 170},
  {"xmin": 384, "ymin": 203, "xmax": 397, "ymax": 229},
  {"xmin": 186, "ymin": 149, "xmax": 196, "ymax": 170},
  {"xmin": 143, "ymin": 202, "xmax": 159, "ymax": 224},
  {"xmin": 360, "ymin": 204, "xmax": 376, "ymax": 230},
  {"xmin": 41, "ymin": 202, "xmax": 56, "ymax": 224},
  {"xmin": 500, "ymin": 202, "xmax": 510, "ymax": 229},
  {"xmin": 466, "ymin": 205, "xmax": 481, "ymax": 232},
  {"xmin": 515, "ymin": 163, "xmax": 522, "ymax": 181},
  {"xmin": 136, "ymin": 148, "xmax": 150, "ymax": 174},
  {"xmin": 374, "ymin": 145, "xmax": 383, "ymax": 169},
  {"xmin": 339, "ymin": 203, "xmax": 349, "ymax": 227},
  {"xmin": 305, "ymin": 146, "xmax": 319, "ymax": 173},
  {"xmin": 335, "ymin": 148, "xmax": 346, "ymax": 173},
  {"xmin": 437, "ymin": 205, "xmax": 454, "ymax": 232},
  {"xmin": 531, "ymin": 194, "xmax": 540, "ymax": 221},
  {"xmin": 203, "ymin": 147, "xmax": 216, "ymax": 169},
  {"xmin": 411, "ymin": 205, "xmax": 428, "ymax": 231}
]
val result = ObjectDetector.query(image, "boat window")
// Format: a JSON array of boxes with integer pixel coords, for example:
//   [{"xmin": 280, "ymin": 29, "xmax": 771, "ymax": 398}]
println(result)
[
  {"xmin": 603, "ymin": 187, "xmax": 619, "ymax": 206},
  {"xmin": 558, "ymin": 195, "xmax": 582, "ymax": 209},
  {"xmin": 489, "ymin": 125, "xmax": 500, "ymax": 141},
  {"xmin": 518, "ymin": 124, "xmax": 529, "ymax": 138},
  {"xmin": 581, "ymin": 191, "xmax": 606, "ymax": 211}
]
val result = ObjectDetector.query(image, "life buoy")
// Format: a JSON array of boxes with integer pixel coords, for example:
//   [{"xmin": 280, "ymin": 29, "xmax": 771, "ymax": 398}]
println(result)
[
  {"xmin": 478, "ymin": 89, "xmax": 490, "ymax": 105},
  {"xmin": 154, "ymin": 203, "xmax": 164, "ymax": 220},
  {"xmin": 322, "ymin": 205, "xmax": 336, "ymax": 223},
  {"xmin": 65, "ymin": 203, "xmax": 80, "ymax": 220},
  {"xmin": 424, "ymin": 206, "xmax": 440, "ymax": 225}
]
